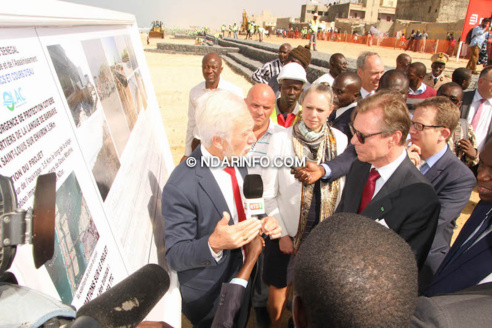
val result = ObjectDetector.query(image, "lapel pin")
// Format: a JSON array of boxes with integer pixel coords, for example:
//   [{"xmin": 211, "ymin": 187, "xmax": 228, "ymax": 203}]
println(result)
[{"xmin": 381, "ymin": 206, "xmax": 384, "ymax": 211}]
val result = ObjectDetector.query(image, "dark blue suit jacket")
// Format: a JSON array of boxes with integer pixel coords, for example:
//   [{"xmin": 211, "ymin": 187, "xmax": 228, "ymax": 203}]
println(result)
[
  {"xmin": 162, "ymin": 147, "xmax": 246, "ymax": 326},
  {"xmin": 421, "ymin": 148, "xmax": 476, "ymax": 281},
  {"xmin": 330, "ymin": 103, "xmax": 356, "ymax": 140},
  {"xmin": 425, "ymin": 201, "xmax": 492, "ymax": 297}
]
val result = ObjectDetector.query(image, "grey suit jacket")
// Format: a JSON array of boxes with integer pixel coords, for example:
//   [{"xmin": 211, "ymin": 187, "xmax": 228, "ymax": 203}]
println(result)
[
  {"xmin": 460, "ymin": 90, "xmax": 492, "ymax": 146},
  {"xmin": 336, "ymin": 155, "xmax": 441, "ymax": 269},
  {"xmin": 421, "ymin": 147, "xmax": 476, "ymax": 285},
  {"xmin": 412, "ymin": 283, "xmax": 492, "ymax": 328},
  {"xmin": 162, "ymin": 147, "xmax": 246, "ymax": 325}
]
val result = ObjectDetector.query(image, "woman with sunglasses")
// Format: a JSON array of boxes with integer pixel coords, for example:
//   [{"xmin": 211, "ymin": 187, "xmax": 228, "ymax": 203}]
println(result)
[{"xmin": 262, "ymin": 83, "xmax": 348, "ymax": 327}]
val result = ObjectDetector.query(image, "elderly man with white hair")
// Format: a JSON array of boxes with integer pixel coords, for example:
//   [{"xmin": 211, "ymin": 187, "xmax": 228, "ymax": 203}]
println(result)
[{"xmin": 162, "ymin": 90, "xmax": 281, "ymax": 328}]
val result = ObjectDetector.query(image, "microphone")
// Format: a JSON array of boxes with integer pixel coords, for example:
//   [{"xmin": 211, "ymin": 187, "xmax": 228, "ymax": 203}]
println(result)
[
  {"xmin": 75, "ymin": 264, "xmax": 170, "ymax": 328},
  {"xmin": 243, "ymin": 174, "xmax": 265, "ymax": 220}
]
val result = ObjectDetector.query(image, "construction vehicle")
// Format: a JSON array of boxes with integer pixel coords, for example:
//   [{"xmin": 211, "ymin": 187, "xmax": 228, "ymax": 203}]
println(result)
[{"xmin": 149, "ymin": 20, "xmax": 165, "ymax": 39}]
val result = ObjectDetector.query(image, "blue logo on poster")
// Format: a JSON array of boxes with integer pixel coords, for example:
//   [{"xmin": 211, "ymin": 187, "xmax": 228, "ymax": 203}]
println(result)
[{"xmin": 3, "ymin": 88, "xmax": 26, "ymax": 111}]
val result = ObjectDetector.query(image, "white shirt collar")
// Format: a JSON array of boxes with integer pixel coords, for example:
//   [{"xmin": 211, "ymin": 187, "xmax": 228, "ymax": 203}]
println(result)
[
  {"xmin": 408, "ymin": 82, "xmax": 427, "ymax": 95},
  {"xmin": 371, "ymin": 148, "xmax": 407, "ymax": 183},
  {"xmin": 336, "ymin": 102, "xmax": 357, "ymax": 119},
  {"xmin": 473, "ymin": 89, "xmax": 492, "ymax": 104},
  {"xmin": 360, "ymin": 87, "xmax": 375, "ymax": 99}
]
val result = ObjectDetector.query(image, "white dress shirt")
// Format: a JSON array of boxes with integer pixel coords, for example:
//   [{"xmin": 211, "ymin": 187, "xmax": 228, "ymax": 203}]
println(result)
[
  {"xmin": 372, "ymin": 148, "xmax": 407, "ymax": 198},
  {"xmin": 466, "ymin": 90, "xmax": 492, "ymax": 152},
  {"xmin": 201, "ymin": 145, "xmax": 244, "ymax": 261},
  {"xmin": 360, "ymin": 87, "xmax": 375, "ymax": 99},
  {"xmin": 312, "ymin": 73, "xmax": 335, "ymax": 86},
  {"xmin": 185, "ymin": 79, "xmax": 244, "ymax": 155}
]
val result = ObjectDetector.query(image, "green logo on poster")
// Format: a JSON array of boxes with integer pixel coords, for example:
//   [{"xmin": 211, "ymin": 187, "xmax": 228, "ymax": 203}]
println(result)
[{"xmin": 3, "ymin": 88, "xmax": 26, "ymax": 111}]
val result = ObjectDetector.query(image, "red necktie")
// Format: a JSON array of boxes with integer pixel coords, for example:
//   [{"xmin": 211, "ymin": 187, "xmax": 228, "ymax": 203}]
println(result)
[
  {"xmin": 224, "ymin": 167, "xmax": 247, "ymax": 257},
  {"xmin": 358, "ymin": 168, "xmax": 380, "ymax": 214},
  {"xmin": 277, "ymin": 113, "xmax": 296, "ymax": 127},
  {"xmin": 471, "ymin": 98, "xmax": 487, "ymax": 131}
]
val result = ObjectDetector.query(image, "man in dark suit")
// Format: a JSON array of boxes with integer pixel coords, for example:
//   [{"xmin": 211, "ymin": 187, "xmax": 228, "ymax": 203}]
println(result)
[
  {"xmin": 407, "ymin": 97, "xmax": 476, "ymax": 288},
  {"xmin": 329, "ymin": 72, "xmax": 361, "ymax": 139},
  {"xmin": 425, "ymin": 138, "xmax": 492, "ymax": 297},
  {"xmin": 335, "ymin": 91, "xmax": 440, "ymax": 270},
  {"xmin": 292, "ymin": 70, "xmax": 411, "ymax": 186},
  {"xmin": 162, "ymin": 90, "xmax": 281, "ymax": 327},
  {"xmin": 460, "ymin": 66, "xmax": 492, "ymax": 153}
]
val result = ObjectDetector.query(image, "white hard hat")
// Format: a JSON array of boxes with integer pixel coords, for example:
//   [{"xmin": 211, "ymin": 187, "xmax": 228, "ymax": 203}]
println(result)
[{"xmin": 277, "ymin": 62, "xmax": 307, "ymax": 85}]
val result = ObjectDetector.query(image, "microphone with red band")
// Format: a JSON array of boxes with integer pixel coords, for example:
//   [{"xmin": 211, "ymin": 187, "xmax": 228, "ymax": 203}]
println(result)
[{"xmin": 73, "ymin": 264, "xmax": 170, "ymax": 328}]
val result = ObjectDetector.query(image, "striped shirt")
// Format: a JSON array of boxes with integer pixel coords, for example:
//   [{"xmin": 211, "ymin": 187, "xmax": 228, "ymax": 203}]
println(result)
[
  {"xmin": 252, "ymin": 59, "xmax": 283, "ymax": 84},
  {"xmin": 248, "ymin": 120, "xmax": 285, "ymax": 175}
]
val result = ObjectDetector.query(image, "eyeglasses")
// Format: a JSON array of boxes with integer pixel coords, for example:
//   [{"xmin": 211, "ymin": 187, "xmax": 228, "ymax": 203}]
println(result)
[
  {"xmin": 410, "ymin": 121, "xmax": 445, "ymax": 131},
  {"xmin": 349, "ymin": 123, "xmax": 386, "ymax": 144}
]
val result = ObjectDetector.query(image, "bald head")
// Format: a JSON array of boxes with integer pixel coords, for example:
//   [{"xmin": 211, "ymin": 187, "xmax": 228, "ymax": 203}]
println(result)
[
  {"xmin": 332, "ymin": 72, "xmax": 361, "ymax": 108},
  {"xmin": 245, "ymin": 84, "xmax": 276, "ymax": 135},
  {"xmin": 202, "ymin": 53, "xmax": 223, "ymax": 88},
  {"xmin": 378, "ymin": 69, "xmax": 410, "ymax": 100},
  {"xmin": 396, "ymin": 53, "xmax": 412, "ymax": 72},
  {"xmin": 278, "ymin": 43, "xmax": 292, "ymax": 64}
]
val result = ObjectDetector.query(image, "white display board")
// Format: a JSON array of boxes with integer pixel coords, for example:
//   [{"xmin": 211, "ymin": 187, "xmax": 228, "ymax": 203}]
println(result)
[{"xmin": 0, "ymin": 2, "xmax": 179, "ymax": 327}]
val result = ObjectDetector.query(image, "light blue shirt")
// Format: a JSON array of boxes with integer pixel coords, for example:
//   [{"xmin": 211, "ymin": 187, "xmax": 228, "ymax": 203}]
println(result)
[
  {"xmin": 470, "ymin": 25, "xmax": 490, "ymax": 48},
  {"xmin": 421, "ymin": 144, "xmax": 448, "ymax": 175}
]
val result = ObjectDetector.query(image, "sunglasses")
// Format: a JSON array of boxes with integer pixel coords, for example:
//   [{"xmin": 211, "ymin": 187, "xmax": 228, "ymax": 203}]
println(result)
[{"xmin": 349, "ymin": 123, "xmax": 386, "ymax": 144}]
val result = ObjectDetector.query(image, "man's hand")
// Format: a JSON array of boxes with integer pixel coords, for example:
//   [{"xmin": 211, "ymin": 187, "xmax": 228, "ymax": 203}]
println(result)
[
  {"xmin": 260, "ymin": 216, "xmax": 282, "ymax": 239},
  {"xmin": 407, "ymin": 143, "xmax": 422, "ymax": 166},
  {"xmin": 457, "ymin": 139, "xmax": 477, "ymax": 158},
  {"xmin": 208, "ymin": 212, "xmax": 262, "ymax": 253},
  {"xmin": 279, "ymin": 235, "xmax": 294, "ymax": 254},
  {"xmin": 293, "ymin": 161, "xmax": 325, "ymax": 185}
]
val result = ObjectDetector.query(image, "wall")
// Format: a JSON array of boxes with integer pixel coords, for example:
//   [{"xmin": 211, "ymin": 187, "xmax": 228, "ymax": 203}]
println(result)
[{"xmin": 395, "ymin": 0, "xmax": 468, "ymax": 23}]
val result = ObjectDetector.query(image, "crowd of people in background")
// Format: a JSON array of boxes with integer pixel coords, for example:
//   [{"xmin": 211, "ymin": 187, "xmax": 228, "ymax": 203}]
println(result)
[{"xmin": 150, "ymin": 16, "xmax": 492, "ymax": 328}]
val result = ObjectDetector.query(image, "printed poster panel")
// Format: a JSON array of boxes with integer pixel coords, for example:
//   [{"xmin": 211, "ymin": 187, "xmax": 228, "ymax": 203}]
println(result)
[{"xmin": 0, "ymin": 24, "xmax": 178, "ymax": 325}]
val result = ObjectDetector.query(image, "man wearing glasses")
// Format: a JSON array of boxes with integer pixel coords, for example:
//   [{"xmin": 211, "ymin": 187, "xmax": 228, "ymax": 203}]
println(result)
[
  {"xmin": 336, "ymin": 91, "xmax": 440, "ymax": 271},
  {"xmin": 407, "ymin": 97, "xmax": 476, "ymax": 290}
]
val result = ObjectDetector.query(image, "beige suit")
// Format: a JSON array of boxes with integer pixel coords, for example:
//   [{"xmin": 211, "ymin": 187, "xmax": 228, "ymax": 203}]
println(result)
[{"xmin": 423, "ymin": 73, "xmax": 452, "ymax": 91}]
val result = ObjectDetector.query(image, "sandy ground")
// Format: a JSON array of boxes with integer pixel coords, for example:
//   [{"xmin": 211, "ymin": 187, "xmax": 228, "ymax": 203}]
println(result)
[{"xmin": 143, "ymin": 34, "xmax": 478, "ymax": 327}]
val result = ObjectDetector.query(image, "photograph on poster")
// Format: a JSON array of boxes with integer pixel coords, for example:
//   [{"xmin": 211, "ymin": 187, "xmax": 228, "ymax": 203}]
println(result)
[
  {"xmin": 82, "ymin": 38, "xmax": 130, "ymax": 157},
  {"xmin": 128, "ymin": 75, "xmax": 147, "ymax": 114},
  {"xmin": 134, "ymin": 70, "xmax": 148, "ymax": 108},
  {"xmin": 101, "ymin": 36, "xmax": 137, "ymax": 131},
  {"xmin": 45, "ymin": 172, "xmax": 100, "ymax": 304},
  {"xmin": 123, "ymin": 34, "xmax": 139, "ymax": 71},
  {"xmin": 77, "ymin": 110, "xmax": 121, "ymax": 201},
  {"xmin": 47, "ymin": 44, "xmax": 99, "ymax": 128}
]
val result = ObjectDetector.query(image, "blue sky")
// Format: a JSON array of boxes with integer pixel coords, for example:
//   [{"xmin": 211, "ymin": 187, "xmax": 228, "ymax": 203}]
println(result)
[{"xmin": 63, "ymin": 0, "xmax": 313, "ymax": 29}]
